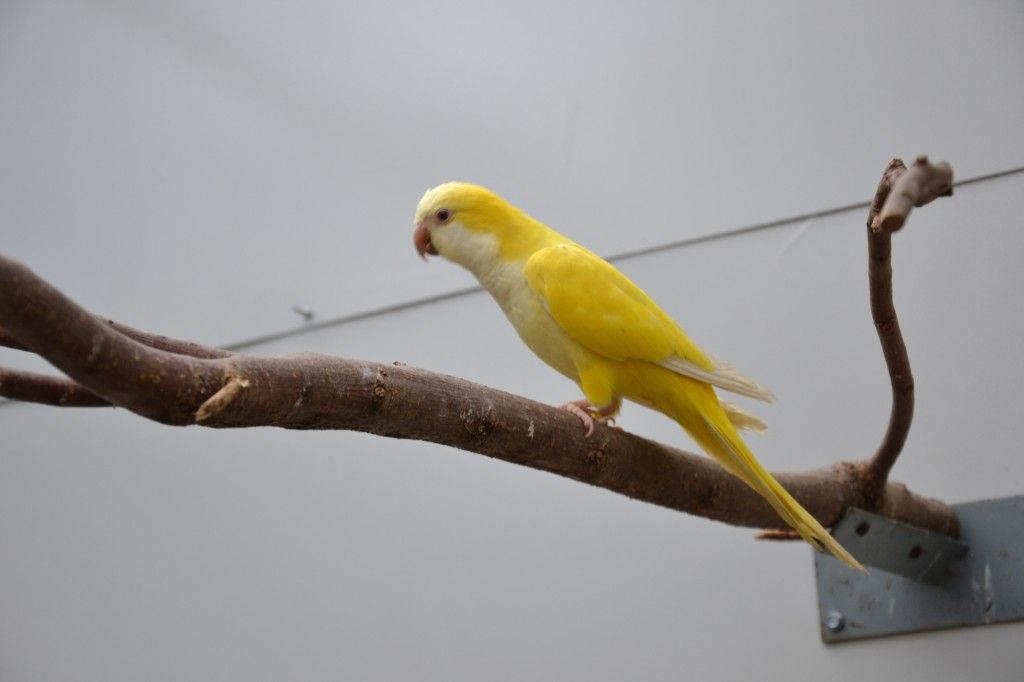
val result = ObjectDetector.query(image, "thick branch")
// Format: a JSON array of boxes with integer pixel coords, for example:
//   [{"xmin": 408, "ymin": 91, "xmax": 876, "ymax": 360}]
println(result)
[
  {"xmin": 862, "ymin": 157, "xmax": 953, "ymax": 503},
  {"xmin": 0, "ymin": 251, "xmax": 959, "ymax": 536},
  {"xmin": 0, "ymin": 316, "xmax": 222, "ymax": 408}
]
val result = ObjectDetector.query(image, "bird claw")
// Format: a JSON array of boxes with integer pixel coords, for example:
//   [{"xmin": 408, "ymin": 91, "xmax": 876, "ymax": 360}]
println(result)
[
  {"xmin": 559, "ymin": 401, "xmax": 596, "ymax": 437},
  {"xmin": 558, "ymin": 399, "xmax": 620, "ymax": 438}
]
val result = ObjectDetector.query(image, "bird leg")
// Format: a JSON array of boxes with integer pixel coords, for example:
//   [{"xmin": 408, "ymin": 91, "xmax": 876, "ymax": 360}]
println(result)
[{"xmin": 558, "ymin": 398, "xmax": 621, "ymax": 437}]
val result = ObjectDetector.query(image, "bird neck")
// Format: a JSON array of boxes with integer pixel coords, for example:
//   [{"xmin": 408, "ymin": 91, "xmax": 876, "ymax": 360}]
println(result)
[{"xmin": 440, "ymin": 214, "xmax": 563, "ymax": 283}]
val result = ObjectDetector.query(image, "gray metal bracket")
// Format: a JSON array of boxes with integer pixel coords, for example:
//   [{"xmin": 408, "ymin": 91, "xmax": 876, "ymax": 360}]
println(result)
[{"xmin": 814, "ymin": 495, "xmax": 1024, "ymax": 643}]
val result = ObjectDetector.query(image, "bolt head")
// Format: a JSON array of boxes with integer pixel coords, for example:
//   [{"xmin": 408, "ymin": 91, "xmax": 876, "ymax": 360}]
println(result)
[{"xmin": 824, "ymin": 610, "xmax": 846, "ymax": 633}]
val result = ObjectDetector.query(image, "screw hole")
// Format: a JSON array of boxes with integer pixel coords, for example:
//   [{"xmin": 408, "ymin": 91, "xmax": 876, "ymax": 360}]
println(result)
[
  {"xmin": 908, "ymin": 545, "xmax": 924, "ymax": 560},
  {"xmin": 855, "ymin": 522, "xmax": 870, "ymax": 536}
]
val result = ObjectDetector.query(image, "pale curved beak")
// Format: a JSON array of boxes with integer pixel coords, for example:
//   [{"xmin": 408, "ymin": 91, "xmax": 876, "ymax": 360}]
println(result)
[{"xmin": 413, "ymin": 220, "xmax": 438, "ymax": 260}]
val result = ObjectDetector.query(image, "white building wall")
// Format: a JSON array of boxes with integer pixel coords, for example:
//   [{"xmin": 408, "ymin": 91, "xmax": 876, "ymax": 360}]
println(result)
[{"xmin": 2, "ymin": 2, "xmax": 1023, "ymax": 680}]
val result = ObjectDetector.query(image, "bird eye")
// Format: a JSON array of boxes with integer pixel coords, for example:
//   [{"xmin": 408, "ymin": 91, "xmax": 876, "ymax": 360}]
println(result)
[{"xmin": 436, "ymin": 208, "xmax": 451, "ymax": 223}]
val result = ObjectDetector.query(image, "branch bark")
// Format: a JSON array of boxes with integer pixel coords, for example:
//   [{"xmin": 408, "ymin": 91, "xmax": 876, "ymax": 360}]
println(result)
[
  {"xmin": 862, "ymin": 156, "xmax": 953, "ymax": 503},
  {"xmin": 0, "ymin": 367, "xmax": 109, "ymax": 407},
  {"xmin": 0, "ymin": 324, "xmax": 29, "ymax": 351},
  {"xmin": 0, "ymin": 157, "xmax": 959, "ymax": 538},
  {"xmin": 1, "ymin": 318, "xmax": 230, "ymax": 359}
]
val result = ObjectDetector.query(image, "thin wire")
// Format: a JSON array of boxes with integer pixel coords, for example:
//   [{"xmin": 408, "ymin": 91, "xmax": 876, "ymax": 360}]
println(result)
[
  {"xmin": 226, "ymin": 163, "xmax": 1024, "ymax": 351},
  {"xmin": 2, "ymin": 163, "xmax": 1022, "ymax": 371}
]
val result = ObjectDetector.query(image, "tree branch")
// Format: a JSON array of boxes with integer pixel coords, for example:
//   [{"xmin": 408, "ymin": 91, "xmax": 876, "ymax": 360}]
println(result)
[
  {"xmin": 0, "ymin": 318, "xmax": 230, "ymax": 359},
  {"xmin": 0, "ymin": 157, "xmax": 960, "ymax": 538},
  {"xmin": 0, "ymin": 324, "xmax": 29, "ymax": 351},
  {"xmin": 862, "ymin": 156, "xmax": 953, "ymax": 503},
  {"xmin": 0, "ymin": 367, "xmax": 110, "ymax": 407},
  {"xmin": 872, "ymin": 155, "xmax": 954, "ymax": 233},
  {"xmin": 91, "ymin": 318, "xmax": 234, "ymax": 359}
]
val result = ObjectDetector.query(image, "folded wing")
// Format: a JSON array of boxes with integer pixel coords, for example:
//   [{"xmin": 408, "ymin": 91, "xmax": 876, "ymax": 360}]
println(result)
[{"xmin": 524, "ymin": 243, "xmax": 773, "ymax": 402}]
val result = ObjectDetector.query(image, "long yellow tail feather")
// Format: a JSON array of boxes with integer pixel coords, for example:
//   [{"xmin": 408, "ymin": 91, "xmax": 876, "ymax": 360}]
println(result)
[{"xmin": 658, "ymin": 376, "xmax": 864, "ymax": 571}]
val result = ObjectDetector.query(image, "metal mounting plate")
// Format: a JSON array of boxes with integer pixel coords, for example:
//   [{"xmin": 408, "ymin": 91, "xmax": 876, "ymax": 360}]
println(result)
[{"xmin": 814, "ymin": 496, "xmax": 1024, "ymax": 643}]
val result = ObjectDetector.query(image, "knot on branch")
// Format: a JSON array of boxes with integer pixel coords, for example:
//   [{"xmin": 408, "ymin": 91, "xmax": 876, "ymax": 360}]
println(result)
[
  {"xmin": 461, "ymin": 405, "xmax": 497, "ymax": 440},
  {"xmin": 693, "ymin": 481, "xmax": 721, "ymax": 513},
  {"xmin": 370, "ymin": 367, "xmax": 389, "ymax": 408},
  {"xmin": 583, "ymin": 447, "xmax": 605, "ymax": 468}
]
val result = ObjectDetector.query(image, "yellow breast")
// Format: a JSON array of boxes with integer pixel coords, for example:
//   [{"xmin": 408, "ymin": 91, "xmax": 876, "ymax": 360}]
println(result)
[
  {"xmin": 486, "ymin": 260, "xmax": 581, "ymax": 382},
  {"xmin": 431, "ymin": 220, "xmax": 583, "ymax": 382}
]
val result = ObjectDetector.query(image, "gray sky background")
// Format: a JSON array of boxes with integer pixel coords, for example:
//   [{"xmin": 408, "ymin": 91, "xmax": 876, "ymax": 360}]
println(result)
[{"xmin": 2, "ymin": 2, "xmax": 1023, "ymax": 680}]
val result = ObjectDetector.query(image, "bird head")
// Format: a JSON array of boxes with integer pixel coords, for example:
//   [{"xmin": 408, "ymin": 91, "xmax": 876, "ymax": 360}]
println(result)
[
  {"xmin": 413, "ymin": 182, "xmax": 549, "ymax": 272},
  {"xmin": 414, "ymin": 182, "xmax": 501, "ymax": 260}
]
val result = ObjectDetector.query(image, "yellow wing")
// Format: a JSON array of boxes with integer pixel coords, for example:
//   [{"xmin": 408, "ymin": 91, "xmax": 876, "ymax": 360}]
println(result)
[{"xmin": 524, "ymin": 243, "xmax": 773, "ymax": 401}]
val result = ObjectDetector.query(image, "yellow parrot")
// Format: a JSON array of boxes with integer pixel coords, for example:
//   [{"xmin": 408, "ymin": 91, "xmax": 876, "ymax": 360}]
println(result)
[{"xmin": 413, "ymin": 182, "xmax": 862, "ymax": 570}]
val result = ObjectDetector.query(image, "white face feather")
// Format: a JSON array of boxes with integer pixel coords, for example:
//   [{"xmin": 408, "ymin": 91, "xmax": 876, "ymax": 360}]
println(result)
[{"xmin": 430, "ymin": 221, "xmax": 504, "ymax": 281}]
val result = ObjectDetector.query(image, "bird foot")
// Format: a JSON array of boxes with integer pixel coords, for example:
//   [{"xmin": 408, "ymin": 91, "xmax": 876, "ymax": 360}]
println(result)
[{"xmin": 558, "ymin": 399, "xmax": 619, "ymax": 438}]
